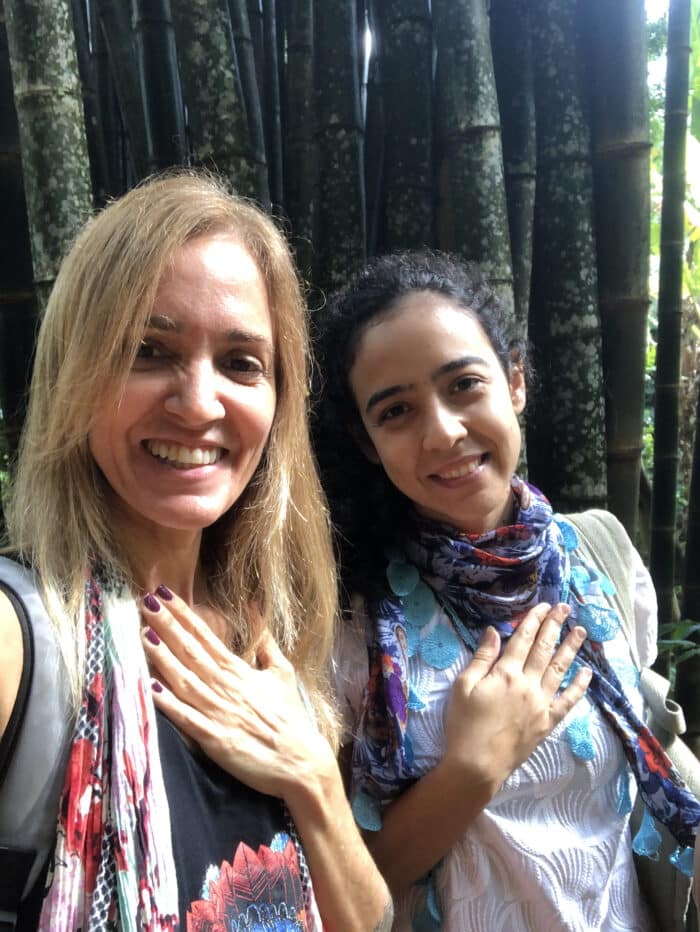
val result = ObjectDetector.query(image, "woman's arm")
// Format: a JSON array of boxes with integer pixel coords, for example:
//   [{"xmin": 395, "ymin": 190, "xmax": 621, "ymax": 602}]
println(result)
[
  {"xmin": 361, "ymin": 603, "xmax": 591, "ymax": 893},
  {"xmin": 0, "ymin": 591, "xmax": 24, "ymax": 741},
  {"xmin": 141, "ymin": 592, "xmax": 393, "ymax": 932}
]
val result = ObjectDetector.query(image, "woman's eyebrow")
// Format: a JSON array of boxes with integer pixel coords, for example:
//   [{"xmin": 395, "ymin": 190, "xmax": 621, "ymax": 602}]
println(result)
[
  {"xmin": 365, "ymin": 355, "xmax": 489, "ymax": 414},
  {"xmin": 434, "ymin": 355, "xmax": 488, "ymax": 378},
  {"xmin": 145, "ymin": 315, "xmax": 273, "ymax": 349},
  {"xmin": 366, "ymin": 384, "xmax": 410, "ymax": 414}
]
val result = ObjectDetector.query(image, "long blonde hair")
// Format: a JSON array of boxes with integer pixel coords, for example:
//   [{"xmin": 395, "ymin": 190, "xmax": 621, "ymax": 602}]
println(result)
[{"xmin": 7, "ymin": 171, "xmax": 339, "ymax": 742}]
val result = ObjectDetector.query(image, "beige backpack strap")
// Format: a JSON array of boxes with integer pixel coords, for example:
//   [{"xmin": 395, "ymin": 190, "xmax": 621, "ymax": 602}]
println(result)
[{"xmin": 564, "ymin": 509, "xmax": 639, "ymax": 668}]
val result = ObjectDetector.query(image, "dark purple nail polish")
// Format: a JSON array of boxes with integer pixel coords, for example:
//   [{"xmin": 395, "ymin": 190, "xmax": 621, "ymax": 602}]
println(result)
[
  {"xmin": 156, "ymin": 584, "xmax": 173, "ymax": 601},
  {"xmin": 144, "ymin": 592, "xmax": 160, "ymax": 612},
  {"xmin": 145, "ymin": 627, "xmax": 161, "ymax": 646},
  {"xmin": 151, "ymin": 680, "xmax": 163, "ymax": 693}
]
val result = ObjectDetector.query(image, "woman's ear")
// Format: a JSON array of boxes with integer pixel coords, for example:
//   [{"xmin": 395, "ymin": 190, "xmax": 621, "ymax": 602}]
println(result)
[
  {"xmin": 509, "ymin": 363, "xmax": 526, "ymax": 415},
  {"xmin": 350, "ymin": 421, "xmax": 381, "ymax": 464}
]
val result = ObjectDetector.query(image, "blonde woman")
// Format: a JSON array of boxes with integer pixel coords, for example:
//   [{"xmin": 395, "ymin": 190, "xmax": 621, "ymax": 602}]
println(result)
[{"xmin": 0, "ymin": 173, "xmax": 392, "ymax": 930}]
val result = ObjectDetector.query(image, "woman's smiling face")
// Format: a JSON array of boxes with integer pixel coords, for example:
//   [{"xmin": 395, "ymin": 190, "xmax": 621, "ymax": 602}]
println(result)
[
  {"xmin": 88, "ymin": 234, "xmax": 277, "ymax": 537},
  {"xmin": 348, "ymin": 291, "xmax": 525, "ymax": 535}
]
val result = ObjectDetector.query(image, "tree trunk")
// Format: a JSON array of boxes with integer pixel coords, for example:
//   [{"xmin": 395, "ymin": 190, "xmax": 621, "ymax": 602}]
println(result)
[
  {"xmin": 131, "ymin": 0, "xmax": 187, "ymax": 171},
  {"xmin": 527, "ymin": 0, "xmax": 607, "ymax": 512},
  {"xmin": 170, "ymin": 0, "xmax": 264, "ymax": 202},
  {"xmin": 0, "ymin": 0, "xmax": 37, "ymax": 463},
  {"xmin": 650, "ymin": 0, "xmax": 692, "ymax": 626},
  {"xmin": 432, "ymin": 0, "xmax": 514, "ymax": 315},
  {"xmin": 312, "ymin": 0, "xmax": 366, "ymax": 294},
  {"xmin": 584, "ymin": 0, "xmax": 651, "ymax": 541},
  {"xmin": 4, "ymin": 0, "xmax": 93, "ymax": 308},
  {"xmin": 228, "ymin": 0, "xmax": 269, "ymax": 205},
  {"xmin": 282, "ymin": 0, "xmax": 314, "ymax": 277},
  {"xmin": 490, "ymin": 0, "xmax": 535, "ymax": 333},
  {"xmin": 378, "ymin": 0, "xmax": 432, "ymax": 252}
]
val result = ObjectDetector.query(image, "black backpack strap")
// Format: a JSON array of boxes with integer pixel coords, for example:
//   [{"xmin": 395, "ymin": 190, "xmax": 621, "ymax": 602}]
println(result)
[
  {"xmin": 0, "ymin": 577, "xmax": 38, "ymax": 930},
  {"xmin": 0, "ymin": 579, "xmax": 34, "ymax": 789}
]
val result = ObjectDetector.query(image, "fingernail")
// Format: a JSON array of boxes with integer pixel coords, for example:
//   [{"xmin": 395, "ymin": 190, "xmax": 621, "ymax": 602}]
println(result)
[
  {"xmin": 156, "ymin": 584, "xmax": 173, "ymax": 601},
  {"xmin": 558, "ymin": 603, "xmax": 571, "ymax": 618},
  {"xmin": 573, "ymin": 625, "xmax": 587, "ymax": 640},
  {"xmin": 151, "ymin": 680, "xmax": 163, "ymax": 693},
  {"xmin": 145, "ymin": 627, "xmax": 161, "ymax": 646},
  {"xmin": 144, "ymin": 592, "xmax": 160, "ymax": 612}
]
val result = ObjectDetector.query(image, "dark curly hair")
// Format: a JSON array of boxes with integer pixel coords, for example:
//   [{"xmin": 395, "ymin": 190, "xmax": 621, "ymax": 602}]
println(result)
[{"xmin": 311, "ymin": 250, "xmax": 526, "ymax": 601}]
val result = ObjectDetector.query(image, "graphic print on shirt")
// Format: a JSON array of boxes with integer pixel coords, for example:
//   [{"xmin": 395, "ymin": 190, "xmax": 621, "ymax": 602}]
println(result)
[{"xmin": 187, "ymin": 831, "xmax": 311, "ymax": 931}]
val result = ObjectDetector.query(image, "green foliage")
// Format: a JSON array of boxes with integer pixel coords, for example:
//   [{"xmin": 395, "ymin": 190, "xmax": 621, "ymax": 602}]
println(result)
[
  {"xmin": 657, "ymin": 616, "xmax": 700, "ymax": 692},
  {"xmin": 691, "ymin": 0, "xmax": 700, "ymax": 141},
  {"xmin": 644, "ymin": 8, "xmax": 700, "ymax": 522}
]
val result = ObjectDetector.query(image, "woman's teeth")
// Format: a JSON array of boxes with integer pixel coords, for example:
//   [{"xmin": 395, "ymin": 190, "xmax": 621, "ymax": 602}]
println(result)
[
  {"xmin": 146, "ymin": 441, "xmax": 224, "ymax": 469},
  {"xmin": 438, "ymin": 456, "xmax": 484, "ymax": 479}
]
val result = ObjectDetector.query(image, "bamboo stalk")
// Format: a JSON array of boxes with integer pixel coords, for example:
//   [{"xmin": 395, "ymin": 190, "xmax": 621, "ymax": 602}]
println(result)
[
  {"xmin": 71, "ymin": 0, "xmax": 108, "ymax": 205},
  {"xmin": 312, "ymin": 0, "xmax": 366, "ymax": 294},
  {"xmin": 263, "ymin": 0, "xmax": 284, "ymax": 212},
  {"xmin": 131, "ymin": 0, "xmax": 186, "ymax": 171},
  {"xmin": 650, "ymin": 0, "xmax": 692, "ymax": 626},
  {"xmin": 95, "ymin": 0, "xmax": 150, "ymax": 182},
  {"xmin": 282, "ymin": 0, "xmax": 314, "ymax": 276},
  {"xmin": 4, "ymin": 0, "xmax": 93, "ymax": 308},
  {"xmin": 584, "ymin": 0, "xmax": 651, "ymax": 540},
  {"xmin": 0, "ymin": 0, "xmax": 38, "ymax": 464},
  {"xmin": 363, "ymin": 0, "xmax": 385, "ymax": 256},
  {"xmin": 432, "ymin": 0, "xmax": 514, "ymax": 315},
  {"xmin": 89, "ymin": 0, "xmax": 123, "ymax": 198},
  {"xmin": 377, "ymin": 0, "xmax": 432, "ymax": 252},
  {"xmin": 170, "ymin": 0, "xmax": 264, "ymax": 202},
  {"xmin": 527, "ymin": 0, "xmax": 607, "ymax": 511},
  {"xmin": 490, "ymin": 0, "xmax": 535, "ymax": 333},
  {"xmin": 228, "ymin": 0, "xmax": 269, "ymax": 206}
]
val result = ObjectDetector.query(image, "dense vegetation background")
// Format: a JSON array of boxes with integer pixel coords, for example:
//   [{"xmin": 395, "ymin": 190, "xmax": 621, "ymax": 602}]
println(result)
[{"xmin": 1, "ymin": 0, "xmax": 700, "ymax": 735}]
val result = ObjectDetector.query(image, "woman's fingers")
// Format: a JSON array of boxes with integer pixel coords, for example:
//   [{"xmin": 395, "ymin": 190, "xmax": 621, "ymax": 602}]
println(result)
[
  {"xmin": 539, "ymin": 624, "xmax": 588, "ymax": 698},
  {"xmin": 520, "ymin": 603, "xmax": 571, "ymax": 678},
  {"xmin": 141, "ymin": 589, "xmax": 247, "ymax": 687},
  {"xmin": 142, "ymin": 613, "xmax": 221, "ymax": 713},
  {"xmin": 456, "ymin": 626, "xmax": 500, "ymax": 694},
  {"xmin": 498, "ymin": 602, "xmax": 554, "ymax": 666},
  {"xmin": 550, "ymin": 665, "xmax": 593, "ymax": 723}
]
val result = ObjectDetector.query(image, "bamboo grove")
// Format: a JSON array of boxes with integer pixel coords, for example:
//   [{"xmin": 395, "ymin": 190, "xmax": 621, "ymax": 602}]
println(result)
[{"xmin": 1, "ymin": 1, "xmax": 699, "ymax": 725}]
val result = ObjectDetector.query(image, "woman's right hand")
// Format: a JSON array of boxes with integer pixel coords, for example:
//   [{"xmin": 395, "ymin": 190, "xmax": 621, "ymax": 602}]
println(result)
[
  {"xmin": 364, "ymin": 601, "xmax": 590, "ymax": 894},
  {"xmin": 442, "ymin": 601, "xmax": 590, "ymax": 793}
]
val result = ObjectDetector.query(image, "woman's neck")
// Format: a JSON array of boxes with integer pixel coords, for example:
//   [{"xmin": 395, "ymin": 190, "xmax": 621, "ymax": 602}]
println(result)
[{"xmin": 111, "ymin": 512, "xmax": 205, "ymax": 605}]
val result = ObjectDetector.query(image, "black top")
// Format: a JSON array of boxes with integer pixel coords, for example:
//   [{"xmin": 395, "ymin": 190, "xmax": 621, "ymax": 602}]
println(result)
[{"xmin": 14, "ymin": 710, "xmax": 313, "ymax": 930}]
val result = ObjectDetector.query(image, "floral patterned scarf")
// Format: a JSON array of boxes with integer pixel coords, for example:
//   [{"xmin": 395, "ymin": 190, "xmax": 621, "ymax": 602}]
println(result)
[
  {"xmin": 350, "ymin": 480, "xmax": 700, "ymax": 859},
  {"xmin": 39, "ymin": 568, "xmax": 179, "ymax": 931}
]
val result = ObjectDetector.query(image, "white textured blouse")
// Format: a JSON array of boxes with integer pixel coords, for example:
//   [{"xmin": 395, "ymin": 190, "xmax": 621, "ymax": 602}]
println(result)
[{"xmin": 334, "ymin": 548, "xmax": 658, "ymax": 932}]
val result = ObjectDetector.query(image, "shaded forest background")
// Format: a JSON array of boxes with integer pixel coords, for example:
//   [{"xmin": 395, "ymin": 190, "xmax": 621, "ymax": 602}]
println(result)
[{"xmin": 1, "ymin": 0, "xmax": 700, "ymax": 734}]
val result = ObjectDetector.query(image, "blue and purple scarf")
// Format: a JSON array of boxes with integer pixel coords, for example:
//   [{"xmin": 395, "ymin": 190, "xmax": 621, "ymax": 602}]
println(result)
[{"xmin": 350, "ymin": 480, "xmax": 700, "ymax": 863}]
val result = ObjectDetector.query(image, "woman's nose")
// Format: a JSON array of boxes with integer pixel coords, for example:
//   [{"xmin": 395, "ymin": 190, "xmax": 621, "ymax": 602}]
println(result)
[
  {"xmin": 422, "ymin": 403, "xmax": 467, "ymax": 450},
  {"xmin": 163, "ymin": 362, "xmax": 225, "ymax": 424}
]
